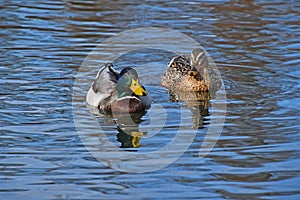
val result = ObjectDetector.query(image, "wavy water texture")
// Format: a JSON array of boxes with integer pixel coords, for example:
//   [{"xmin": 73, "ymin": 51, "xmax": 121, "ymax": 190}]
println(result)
[{"xmin": 1, "ymin": 0, "xmax": 300, "ymax": 199}]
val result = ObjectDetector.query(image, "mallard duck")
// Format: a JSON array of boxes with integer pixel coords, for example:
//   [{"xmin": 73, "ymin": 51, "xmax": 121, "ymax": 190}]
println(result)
[
  {"xmin": 161, "ymin": 48, "xmax": 221, "ymax": 94},
  {"xmin": 86, "ymin": 63, "xmax": 151, "ymax": 114}
]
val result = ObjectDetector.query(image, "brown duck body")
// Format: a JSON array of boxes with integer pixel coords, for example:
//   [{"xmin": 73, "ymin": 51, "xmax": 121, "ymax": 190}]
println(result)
[
  {"xmin": 100, "ymin": 96, "xmax": 147, "ymax": 114},
  {"xmin": 162, "ymin": 56, "xmax": 210, "ymax": 92},
  {"xmin": 161, "ymin": 48, "xmax": 221, "ymax": 94}
]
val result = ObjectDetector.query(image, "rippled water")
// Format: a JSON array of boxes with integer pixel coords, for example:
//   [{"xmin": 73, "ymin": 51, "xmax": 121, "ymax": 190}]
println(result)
[{"xmin": 1, "ymin": 0, "xmax": 300, "ymax": 199}]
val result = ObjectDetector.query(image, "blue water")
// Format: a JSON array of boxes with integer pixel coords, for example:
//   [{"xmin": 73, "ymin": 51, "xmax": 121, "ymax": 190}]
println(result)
[{"xmin": 1, "ymin": 0, "xmax": 300, "ymax": 199}]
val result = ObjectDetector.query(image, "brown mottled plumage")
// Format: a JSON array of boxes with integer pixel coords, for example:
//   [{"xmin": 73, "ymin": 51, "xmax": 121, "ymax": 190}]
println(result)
[{"xmin": 162, "ymin": 48, "xmax": 221, "ymax": 95}]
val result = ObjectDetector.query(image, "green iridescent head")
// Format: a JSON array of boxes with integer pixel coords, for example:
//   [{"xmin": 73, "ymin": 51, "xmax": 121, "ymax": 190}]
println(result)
[{"xmin": 116, "ymin": 67, "xmax": 147, "ymax": 98}]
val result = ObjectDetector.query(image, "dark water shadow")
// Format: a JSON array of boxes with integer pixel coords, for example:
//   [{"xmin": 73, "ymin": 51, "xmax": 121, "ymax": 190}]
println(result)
[
  {"xmin": 167, "ymin": 89, "xmax": 211, "ymax": 129},
  {"xmin": 88, "ymin": 105, "xmax": 148, "ymax": 149}
]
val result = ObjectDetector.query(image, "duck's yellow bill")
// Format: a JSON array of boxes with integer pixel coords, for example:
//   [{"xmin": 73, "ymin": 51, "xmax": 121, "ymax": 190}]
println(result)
[
  {"xmin": 131, "ymin": 131, "xmax": 143, "ymax": 148},
  {"xmin": 130, "ymin": 79, "xmax": 147, "ymax": 96}
]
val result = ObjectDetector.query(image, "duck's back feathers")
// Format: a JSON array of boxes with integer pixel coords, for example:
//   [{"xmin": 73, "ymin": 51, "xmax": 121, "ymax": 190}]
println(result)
[
  {"xmin": 162, "ymin": 55, "xmax": 209, "ymax": 92},
  {"xmin": 86, "ymin": 63, "xmax": 119, "ymax": 107},
  {"xmin": 92, "ymin": 63, "xmax": 119, "ymax": 93}
]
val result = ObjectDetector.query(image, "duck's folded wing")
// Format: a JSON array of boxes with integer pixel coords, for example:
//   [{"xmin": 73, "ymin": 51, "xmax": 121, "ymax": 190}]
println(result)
[{"xmin": 86, "ymin": 63, "xmax": 119, "ymax": 107}]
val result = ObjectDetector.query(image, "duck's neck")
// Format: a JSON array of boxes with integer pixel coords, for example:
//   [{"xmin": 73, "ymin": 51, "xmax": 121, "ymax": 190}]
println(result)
[{"xmin": 118, "ymin": 91, "xmax": 132, "ymax": 98}]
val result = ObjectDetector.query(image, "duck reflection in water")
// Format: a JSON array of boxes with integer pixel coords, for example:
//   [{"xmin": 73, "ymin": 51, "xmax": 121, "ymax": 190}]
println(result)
[
  {"xmin": 114, "ymin": 111, "xmax": 146, "ymax": 149},
  {"xmin": 87, "ymin": 107, "xmax": 147, "ymax": 149},
  {"xmin": 168, "ymin": 90, "xmax": 211, "ymax": 128}
]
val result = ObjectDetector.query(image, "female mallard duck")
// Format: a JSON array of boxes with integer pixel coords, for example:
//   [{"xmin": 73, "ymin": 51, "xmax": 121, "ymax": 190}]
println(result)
[
  {"xmin": 86, "ymin": 63, "xmax": 151, "ymax": 114},
  {"xmin": 161, "ymin": 48, "xmax": 221, "ymax": 94}
]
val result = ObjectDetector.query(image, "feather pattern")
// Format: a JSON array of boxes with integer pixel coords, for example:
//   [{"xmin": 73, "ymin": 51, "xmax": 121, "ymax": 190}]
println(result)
[
  {"xmin": 162, "ymin": 48, "xmax": 221, "ymax": 95},
  {"xmin": 86, "ymin": 63, "xmax": 151, "ymax": 114}
]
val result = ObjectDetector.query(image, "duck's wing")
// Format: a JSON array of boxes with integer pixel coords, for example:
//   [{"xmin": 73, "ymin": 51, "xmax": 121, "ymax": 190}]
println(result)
[
  {"xmin": 86, "ymin": 63, "xmax": 119, "ymax": 107},
  {"xmin": 92, "ymin": 63, "xmax": 119, "ymax": 93},
  {"xmin": 190, "ymin": 48, "xmax": 221, "ymax": 92}
]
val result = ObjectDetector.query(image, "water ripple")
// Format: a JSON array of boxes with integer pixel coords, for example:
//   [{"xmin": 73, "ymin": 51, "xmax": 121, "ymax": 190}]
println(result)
[{"xmin": 1, "ymin": 0, "xmax": 300, "ymax": 199}]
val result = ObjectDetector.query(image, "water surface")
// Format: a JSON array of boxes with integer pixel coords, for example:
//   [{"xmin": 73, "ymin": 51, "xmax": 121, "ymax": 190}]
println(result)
[{"xmin": 1, "ymin": 0, "xmax": 300, "ymax": 199}]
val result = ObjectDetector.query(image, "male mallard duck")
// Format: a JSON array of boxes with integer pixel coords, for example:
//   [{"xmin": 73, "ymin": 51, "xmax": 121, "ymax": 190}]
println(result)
[
  {"xmin": 161, "ymin": 48, "xmax": 221, "ymax": 94},
  {"xmin": 86, "ymin": 63, "xmax": 151, "ymax": 114}
]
